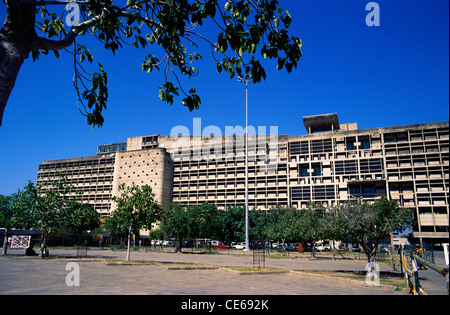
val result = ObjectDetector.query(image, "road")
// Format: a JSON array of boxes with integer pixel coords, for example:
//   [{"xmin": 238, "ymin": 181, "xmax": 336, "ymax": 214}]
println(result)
[{"xmin": 0, "ymin": 248, "xmax": 447, "ymax": 295}]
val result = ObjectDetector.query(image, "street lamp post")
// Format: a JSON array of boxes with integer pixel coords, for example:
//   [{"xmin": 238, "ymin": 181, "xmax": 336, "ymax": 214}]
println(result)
[{"xmin": 238, "ymin": 74, "xmax": 252, "ymax": 252}]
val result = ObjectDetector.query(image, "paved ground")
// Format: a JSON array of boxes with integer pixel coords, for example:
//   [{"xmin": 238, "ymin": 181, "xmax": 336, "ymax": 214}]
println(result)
[{"xmin": 0, "ymin": 248, "xmax": 447, "ymax": 295}]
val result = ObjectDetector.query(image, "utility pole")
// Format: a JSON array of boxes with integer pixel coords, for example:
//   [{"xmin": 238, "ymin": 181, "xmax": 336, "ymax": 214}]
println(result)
[{"xmin": 238, "ymin": 74, "xmax": 252, "ymax": 252}]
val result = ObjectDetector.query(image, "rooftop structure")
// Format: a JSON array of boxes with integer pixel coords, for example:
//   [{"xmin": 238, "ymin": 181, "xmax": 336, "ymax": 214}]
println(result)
[{"xmin": 303, "ymin": 113, "xmax": 341, "ymax": 134}]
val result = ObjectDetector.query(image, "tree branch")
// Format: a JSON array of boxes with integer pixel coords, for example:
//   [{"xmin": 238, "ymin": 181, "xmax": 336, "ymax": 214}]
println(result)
[
  {"xmin": 20, "ymin": 0, "xmax": 86, "ymax": 5},
  {"xmin": 31, "ymin": 13, "xmax": 101, "ymax": 51}
]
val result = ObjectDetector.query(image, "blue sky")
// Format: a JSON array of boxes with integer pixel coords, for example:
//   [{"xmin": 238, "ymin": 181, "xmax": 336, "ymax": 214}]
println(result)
[{"xmin": 0, "ymin": 0, "xmax": 448, "ymax": 196}]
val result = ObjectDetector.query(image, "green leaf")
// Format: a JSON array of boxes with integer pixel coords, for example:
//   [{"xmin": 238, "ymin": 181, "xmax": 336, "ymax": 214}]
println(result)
[
  {"xmin": 285, "ymin": 62, "xmax": 293, "ymax": 73},
  {"xmin": 216, "ymin": 62, "xmax": 223, "ymax": 73},
  {"xmin": 225, "ymin": 1, "xmax": 231, "ymax": 11},
  {"xmin": 276, "ymin": 57, "xmax": 285, "ymax": 70},
  {"xmin": 274, "ymin": 18, "xmax": 280, "ymax": 28},
  {"xmin": 31, "ymin": 50, "xmax": 40, "ymax": 62},
  {"xmin": 85, "ymin": 50, "xmax": 94, "ymax": 63},
  {"xmin": 282, "ymin": 10, "xmax": 292, "ymax": 28}
]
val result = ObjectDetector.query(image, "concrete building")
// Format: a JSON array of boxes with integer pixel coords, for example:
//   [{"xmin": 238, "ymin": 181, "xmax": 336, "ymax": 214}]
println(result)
[{"xmin": 36, "ymin": 114, "xmax": 449, "ymax": 244}]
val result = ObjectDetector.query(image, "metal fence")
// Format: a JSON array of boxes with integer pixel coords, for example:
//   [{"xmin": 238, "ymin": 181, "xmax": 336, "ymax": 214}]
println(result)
[
  {"xmin": 253, "ymin": 250, "xmax": 265, "ymax": 269},
  {"xmin": 388, "ymin": 248, "xmax": 448, "ymax": 295},
  {"xmin": 76, "ymin": 245, "xmax": 88, "ymax": 258}
]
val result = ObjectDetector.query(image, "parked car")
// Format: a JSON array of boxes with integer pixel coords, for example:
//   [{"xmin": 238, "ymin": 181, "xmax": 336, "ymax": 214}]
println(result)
[
  {"xmin": 211, "ymin": 241, "xmax": 229, "ymax": 249},
  {"xmin": 277, "ymin": 244, "xmax": 286, "ymax": 251},
  {"xmin": 303, "ymin": 243, "xmax": 317, "ymax": 252},
  {"xmin": 338, "ymin": 244, "xmax": 349, "ymax": 251},
  {"xmin": 250, "ymin": 242, "xmax": 266, "ymax": 250},
  {"xmin": 234, "ymin": 242, "xmax": 247, "ymax": 250},
  {"xmin": 285, "ymin": 244, "xmax": 297, "ymax": 251},
  {"xmin": 316, "ymin": 244, "xmax": 331, "ymax": 252},
  {"xmin": 277, "ymin": 244, "xmax": 296, "ymax": 251},
  {"xmin": 380, "ymin": 245, "xmax": 390, "ymax": 253}
]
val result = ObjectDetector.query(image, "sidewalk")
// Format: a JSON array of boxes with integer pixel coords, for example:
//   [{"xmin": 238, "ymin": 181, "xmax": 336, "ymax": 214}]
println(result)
[{"xmin": 0, "ymin": 248, "xmax": 447, "ymax": 295}]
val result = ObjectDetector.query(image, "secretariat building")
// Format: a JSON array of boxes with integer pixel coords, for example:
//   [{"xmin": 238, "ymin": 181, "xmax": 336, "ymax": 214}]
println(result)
[{"xmin": 36, "ymin": 114, "xmax": 449, "ymax": 244}]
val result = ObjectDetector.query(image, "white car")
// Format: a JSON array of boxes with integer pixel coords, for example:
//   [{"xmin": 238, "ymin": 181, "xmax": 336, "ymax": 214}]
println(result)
[
  {"xmin": 316, "ymin": 244, "xmax": 331, "ymax": 252},
  {"xmin": 234, "ymin": 242, "xmax": 247, "ymax": 250}
]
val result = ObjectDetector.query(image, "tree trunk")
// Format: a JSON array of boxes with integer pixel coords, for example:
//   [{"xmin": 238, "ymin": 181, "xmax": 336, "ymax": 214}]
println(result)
[
  {"xmin": 332, "ymin": 240, "xmax": 336, "ymax": 260},
  {"xmin": 126, "ymin": 220, "xmax": 133, "ymax": 261},
  {"xmin": 176, "ymin": 238, "xmax": 182, "ymax": 253},
  {"xmin": 40, "ymin": 231, "xmax": 49, "ymax": 258},
  {"xmin": 363, "ymin": 239, "xmax": 380, "ymax": 264},
  {"xmin": 361, "ymin": 242, "xmax": 374, "ymax": 263},
  {"xmin": 311, "ymin": 240, "xmax": 316, "ymax": 258},
  {"xmin": 1, "ymin": 228, "xmax": 8, "ymax": 255},
  {"xmin": 366, "ymin": 249, "xmax": 376, "ymax": 264},
  {"xmin": 0, "ymin": 0, "xmax": 38, "ymax": 126},
  {"xmin": 362, "ymin": 240, "xmax": 380, "ymax": 282}
]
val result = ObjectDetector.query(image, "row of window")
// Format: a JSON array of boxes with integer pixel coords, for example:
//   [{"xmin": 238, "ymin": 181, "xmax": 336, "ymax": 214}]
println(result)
[
  {"xmin": 291, "ymin": 185, "xmax": 336, "ymax": 200},
  {"xmin": 97, "ymin": 142, "xmax": 127, "ymax": 153},
  {"xmin": 38, "ymin": 158, "xmax": 115, "ymax": 170},
  {"xmin": 288, "ymin": 128, "xmax": 448, "ymax": 156},
  {"xmin": 294, "ymin": 159, "xmax": 383, "ymax": 177}
]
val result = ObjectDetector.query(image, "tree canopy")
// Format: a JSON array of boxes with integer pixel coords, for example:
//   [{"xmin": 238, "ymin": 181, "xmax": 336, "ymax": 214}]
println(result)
[
  {"xmin": 0, "ymin": 0, "xmax": 302, "ymax": 127},
  {"xmin": 64, "ymin": 201, "xmax": 100, "ymax": 241},
  {"xmin": 0, "ymin": 175, "xmax": 101, "ymax": 255},
  {"xmin": 161, "ymin": 202, "xmax": 222, "ymax": 252},
  {"xmin": 339, "ymin": 196, "xmax": 414, "ymax": 263},
  {"xmin": 109, "ymin": 183, "xmax": 162, "ymax": 260}
]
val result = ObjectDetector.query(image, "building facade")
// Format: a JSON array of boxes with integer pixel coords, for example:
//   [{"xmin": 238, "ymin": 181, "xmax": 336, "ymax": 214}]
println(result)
[{"xmin": 36, "ymin": 114, "xmax": 449, "ymax": 243}]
